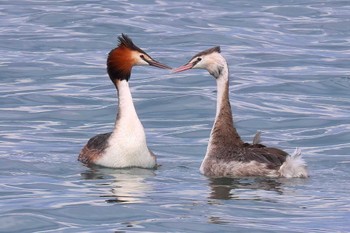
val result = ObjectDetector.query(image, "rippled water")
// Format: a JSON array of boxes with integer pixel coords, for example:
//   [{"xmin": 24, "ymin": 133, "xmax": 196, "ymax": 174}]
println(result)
[{"xmin": 1, "ymin": 0, "xmax": 350, "ymax": 232}]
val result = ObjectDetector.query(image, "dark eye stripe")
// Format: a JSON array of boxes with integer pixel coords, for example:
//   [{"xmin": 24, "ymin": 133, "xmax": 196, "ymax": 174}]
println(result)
[
  {"xmin": 140, "ymin": 54, "xmax": 147, "ymax": 62},
  {"xmin": 192, "ymin": 57, "xmax": 202, "ymax": 66}
]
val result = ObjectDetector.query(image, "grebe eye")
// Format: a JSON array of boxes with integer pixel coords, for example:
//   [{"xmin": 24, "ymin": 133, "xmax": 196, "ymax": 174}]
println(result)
[
  {"xmin": 140, "ymin": 54, "xmax": 145, "ymax": 59},
  {"xmin": 197, "ymin": 57, "xmax": 202, "ymax": 61}
]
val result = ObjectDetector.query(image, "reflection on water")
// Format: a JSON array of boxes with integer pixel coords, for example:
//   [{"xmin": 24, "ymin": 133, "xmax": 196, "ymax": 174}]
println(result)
[
  {"xmin": 208, "ymin": 177, "xmax": 284, "ymax": 200},
  {"xmin": 208, "ymin": 216, "xmax": 229, "ymax": 225},
  {"xmin": 80, "ymin": 167, "xmax": 155, "ymax": 204}
]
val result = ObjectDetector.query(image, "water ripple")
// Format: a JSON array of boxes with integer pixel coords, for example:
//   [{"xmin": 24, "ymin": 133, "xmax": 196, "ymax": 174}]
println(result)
[{"xmin": 1, "ymin": 0, "xmax": 350, "ymax": 232}]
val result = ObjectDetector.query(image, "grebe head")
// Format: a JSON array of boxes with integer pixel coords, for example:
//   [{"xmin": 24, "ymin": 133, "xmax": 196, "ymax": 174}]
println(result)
[
  {"xmin": 107, "ymin": 34, "xmax": 171, "ymax": 83},
  {"xmin": 172, "ymin": 46, "xmax": 226, "ymax": 78}
]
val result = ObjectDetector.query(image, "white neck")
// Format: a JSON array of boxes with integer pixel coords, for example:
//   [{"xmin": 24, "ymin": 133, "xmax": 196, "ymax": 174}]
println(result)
[
  {"xmin": 215, "ymin": 65, "xmax": 229, "ymax": 118},
  {"xmin": 115, "ymin": 80, "xmax": 140, "ymax": 127}
]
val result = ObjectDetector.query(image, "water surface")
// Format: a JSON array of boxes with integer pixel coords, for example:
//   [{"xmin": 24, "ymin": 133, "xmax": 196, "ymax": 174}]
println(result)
[{"xmin": 1, "ymin": 0, "xmax": 350, "ymax": 232}]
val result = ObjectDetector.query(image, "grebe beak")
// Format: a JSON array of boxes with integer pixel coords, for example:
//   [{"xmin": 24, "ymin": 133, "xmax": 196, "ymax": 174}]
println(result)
[
  {"xmin": 146, "ymin": 58, "xmax": 172, "ymax": 69},
  {"xmin": 171, "ymin": 62, "xmax": 194, "ymax": 73}
]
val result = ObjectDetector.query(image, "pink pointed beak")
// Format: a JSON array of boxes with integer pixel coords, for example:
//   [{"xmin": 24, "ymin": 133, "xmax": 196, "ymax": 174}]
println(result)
[{"xmin": 171, "ymin": 63, "xmax": 194, "ymax": 73}]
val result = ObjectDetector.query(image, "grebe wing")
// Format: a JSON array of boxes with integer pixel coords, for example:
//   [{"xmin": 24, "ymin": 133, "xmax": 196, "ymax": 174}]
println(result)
[{"xmin": 78, "ymin": 132, "xmax": 112, "ymax": 165}]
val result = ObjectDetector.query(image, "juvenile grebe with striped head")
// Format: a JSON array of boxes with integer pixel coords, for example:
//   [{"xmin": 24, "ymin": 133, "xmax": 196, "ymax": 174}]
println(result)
[
  {"xmin": 173, "ymin": 46, "xmax": 308, "ymax": 178},
  {"xmin": 79, "ymin": 34, "xmax": 171, "ymax": 168}
]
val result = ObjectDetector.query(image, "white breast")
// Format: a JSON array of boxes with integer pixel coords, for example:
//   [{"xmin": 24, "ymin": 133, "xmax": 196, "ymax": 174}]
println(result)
[{"xmin": 95, "ymin": 119, "xmax": 156, "ymax": 168}]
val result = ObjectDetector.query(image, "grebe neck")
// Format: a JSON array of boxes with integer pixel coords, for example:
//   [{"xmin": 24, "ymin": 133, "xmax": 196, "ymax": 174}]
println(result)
[
  {"xmin": 211, "ymin": 64, "xmax": 244, "ymax": 147},
  {"xmin": 115, "ymin": 80, "xmax": 140, "ymax": 127}
]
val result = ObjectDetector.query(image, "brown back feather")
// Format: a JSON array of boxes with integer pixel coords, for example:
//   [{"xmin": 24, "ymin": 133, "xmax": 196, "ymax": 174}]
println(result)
[{"xmin": 78, "ymin": 132, "xmax": 112, "ymax": 165}]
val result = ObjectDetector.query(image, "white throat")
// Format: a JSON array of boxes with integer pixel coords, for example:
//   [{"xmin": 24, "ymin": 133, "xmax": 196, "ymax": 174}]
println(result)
[
  {"xmin": 116, "ymin": 80, "xmax": 139, "ymax": 124},
  {"xmin": 215, "ymin": 65, "xmax": 229, "ymax": 118},
  {"xmin": 114, "ymin": 80, "xmax": 145, "ymax": 143}
]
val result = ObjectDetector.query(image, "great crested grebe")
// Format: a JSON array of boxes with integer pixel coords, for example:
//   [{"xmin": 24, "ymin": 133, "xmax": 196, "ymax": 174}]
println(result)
[
  {"xmin": 79, "ymin": 34, "xmax": 171, "ymax": 168},
  {"xmin": 173, "ymin": 46, "xmax": 308, "ymax": 178}
]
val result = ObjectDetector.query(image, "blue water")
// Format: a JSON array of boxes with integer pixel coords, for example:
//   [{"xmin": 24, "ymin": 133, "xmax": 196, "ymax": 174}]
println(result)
[{"xmin": 1, "ymin": 0, "xmax": 350, "ymax": 232}]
